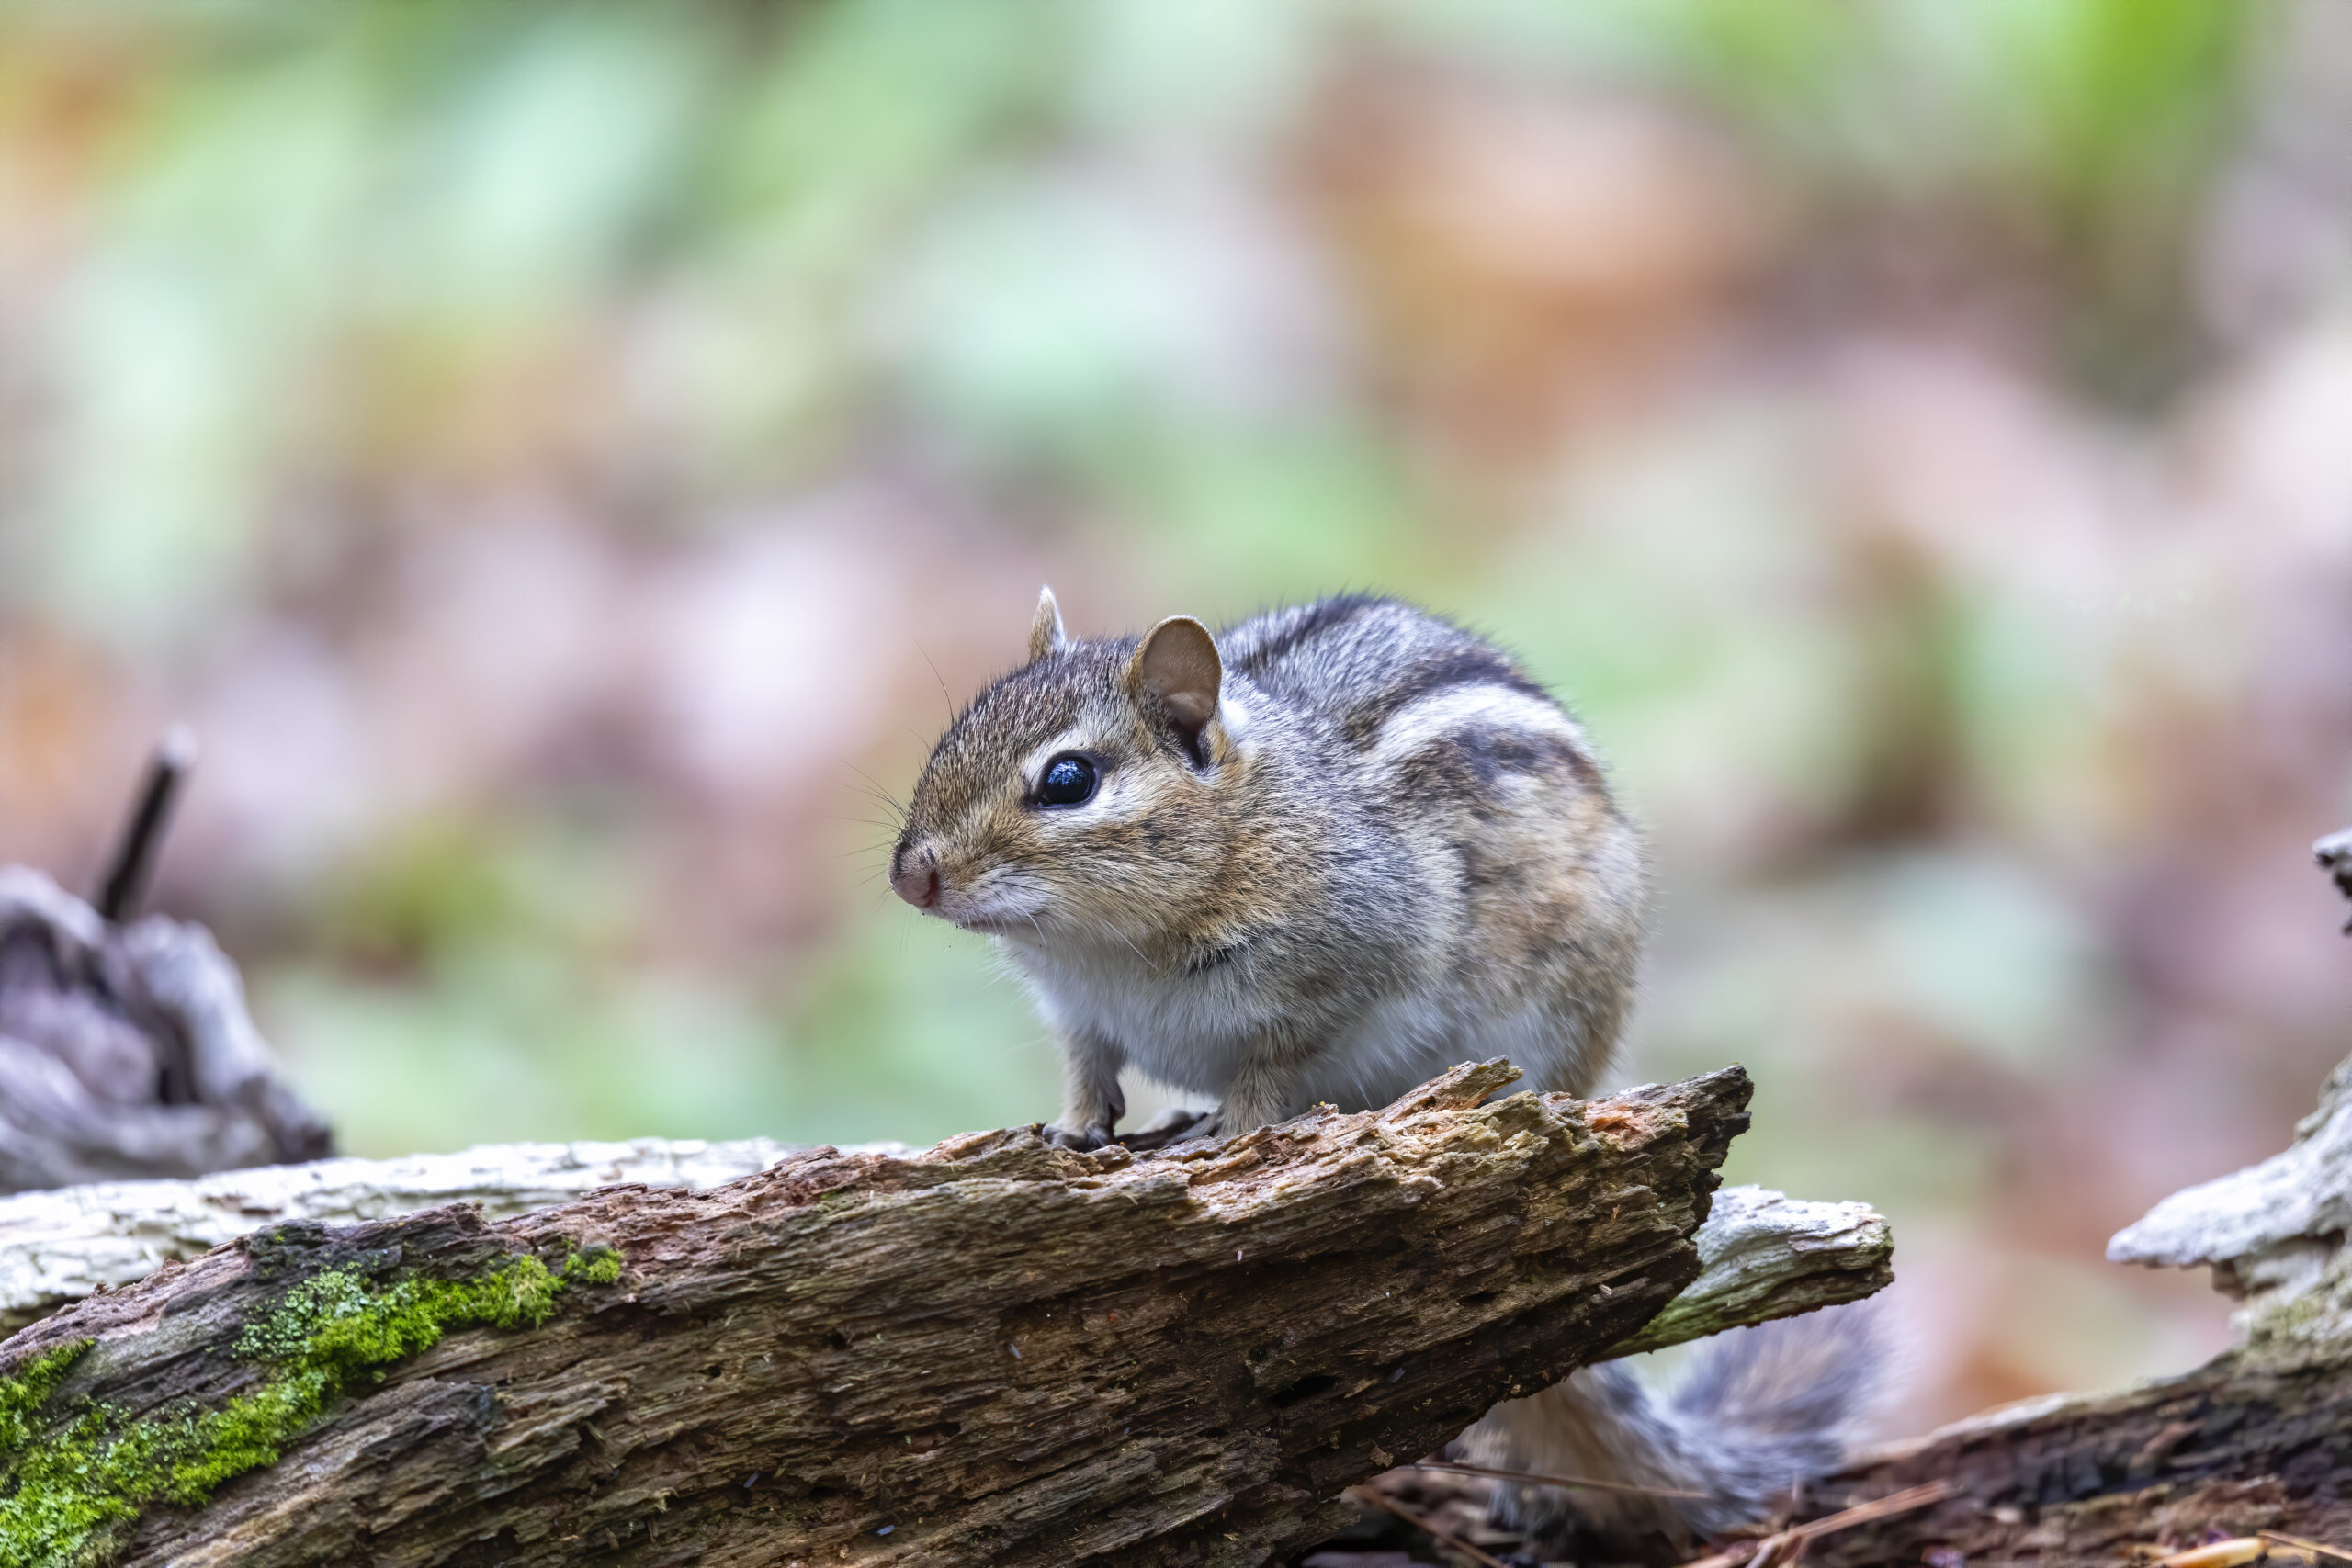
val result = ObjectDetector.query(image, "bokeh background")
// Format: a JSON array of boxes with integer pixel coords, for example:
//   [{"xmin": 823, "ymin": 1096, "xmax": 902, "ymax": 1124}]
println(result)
[{"xmin": 2, "ymin": 0, "xmax": 2348, "ymax": 1437}]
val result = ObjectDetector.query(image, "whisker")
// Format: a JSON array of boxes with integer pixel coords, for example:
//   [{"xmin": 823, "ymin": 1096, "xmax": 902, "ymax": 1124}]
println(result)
[
  {"xmin": 916, "ymin": 643, "xmax": 955, "ymax": 722},
  {"xmin": 1094, "ymin": 918, "xmax": 1154, "ymax": 973},
  {"xmin": 843, "ymin": 764, "xmax": 908, "ymax": 817}
]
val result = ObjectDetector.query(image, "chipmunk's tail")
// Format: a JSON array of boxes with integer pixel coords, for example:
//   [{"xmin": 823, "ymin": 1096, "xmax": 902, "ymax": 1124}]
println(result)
[{"xmin": 1463, "ymin": 1302, "xmax": 1887, "ymax": 1558}]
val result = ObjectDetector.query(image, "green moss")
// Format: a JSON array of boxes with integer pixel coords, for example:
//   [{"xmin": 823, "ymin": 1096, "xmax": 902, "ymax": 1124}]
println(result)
[
  {"xmin": 0, "ymin": 1346, "xmax": 90, "ymax": 1457},
  {"xmin": 0, "ymin": 1240, "xmax": 624, "ymax": 1567},
  {"xmin": 563, "ymin": 1243, "xmax": 623, "ymax": 1288}
]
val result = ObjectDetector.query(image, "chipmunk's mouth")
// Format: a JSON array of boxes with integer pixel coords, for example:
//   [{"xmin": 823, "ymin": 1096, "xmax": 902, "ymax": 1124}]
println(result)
[
  {"xmin": 937, "ymin": 897, "xmax": 1050, "ymax": 940},
  {"xmin": 950, "ymin": 916, "xmax": 1051, "ymax": 946}
]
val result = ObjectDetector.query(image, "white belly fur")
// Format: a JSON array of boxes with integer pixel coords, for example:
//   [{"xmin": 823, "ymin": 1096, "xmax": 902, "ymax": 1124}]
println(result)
[
  {"xmin": 1012, "ymin": 948, "xmax": 1278, "ymax": 1099},
  {"xmin": 1012, "ymin": 941, "xmax": 1586, "ymax": 1111}
]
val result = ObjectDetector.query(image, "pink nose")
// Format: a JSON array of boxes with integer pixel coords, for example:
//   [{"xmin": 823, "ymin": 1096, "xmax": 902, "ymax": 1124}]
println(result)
[{"xmin": 891, "ymin": 851, "xmax": 941, "ymax": 909}]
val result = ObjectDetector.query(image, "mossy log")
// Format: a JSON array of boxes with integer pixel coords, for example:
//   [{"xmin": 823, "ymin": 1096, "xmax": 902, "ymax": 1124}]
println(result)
[
  {"xmin": 0, "ymin": 1135, "xmax": 826, "ymax": 1333},
  {"xmin": 0, "ymin": 1145, "xmax": 1883, "ymax": 1350},
  {"xmin": 0, "ymin": 1060, "xmax": 1893, "ymax": 1568}
]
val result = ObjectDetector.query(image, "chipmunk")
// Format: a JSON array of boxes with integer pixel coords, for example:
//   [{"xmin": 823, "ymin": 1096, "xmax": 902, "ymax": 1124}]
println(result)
[{"xmin": 890, "ymin": 590, "xmax": 1879, "ymax": 1556}]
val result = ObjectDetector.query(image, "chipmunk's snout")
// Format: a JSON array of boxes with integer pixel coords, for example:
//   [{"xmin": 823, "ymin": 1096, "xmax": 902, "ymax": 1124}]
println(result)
[{"xmin": 890, "ymin": 844, "xmax": 942, "ymax": 910}]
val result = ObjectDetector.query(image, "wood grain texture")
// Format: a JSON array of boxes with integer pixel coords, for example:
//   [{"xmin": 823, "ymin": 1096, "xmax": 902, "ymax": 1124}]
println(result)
[
  {"xmin": 1790, "ymin": 1332, "xmax": 2352, "ymax": 1566},
  {"xmin": 0, "ymin": 1060, "xmax": 1784, "ymax": 1568},
  {"xmin": 0, "ymin": 1154, "xmax": 1882, "ymax": 1351},
  {"xmin": 0, "ymin": 1136, "xmax": 827, "ymax": 1331},
  {"xmin": 1697, "ymin": 1041, "xmax": 2352, "ymax": 1568}
]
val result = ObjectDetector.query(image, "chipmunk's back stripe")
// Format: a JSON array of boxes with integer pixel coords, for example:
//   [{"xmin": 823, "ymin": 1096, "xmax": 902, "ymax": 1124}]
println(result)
[
  {"xmin": 1343, "ymin": 647, "xmax": 1550, "ymax": 745},
  {"xmin": 1368, "ymin": 682, "xmax": 1590, "ymax": 773},
  {"xmin": 1227, "ymin": 594, "xmax": 1385, "ymax": 672}
]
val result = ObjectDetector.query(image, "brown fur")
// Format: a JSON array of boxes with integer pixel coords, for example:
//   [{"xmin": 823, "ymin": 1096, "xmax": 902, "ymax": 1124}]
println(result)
[{"xmin": 892, "ymin": 592, "xmax": 1644, "ymax": 1143}]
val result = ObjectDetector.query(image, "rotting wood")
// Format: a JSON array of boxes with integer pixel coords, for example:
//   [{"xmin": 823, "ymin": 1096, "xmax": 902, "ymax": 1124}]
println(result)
[
  {"xmin": 1357, "ymin": 1153, "xmax": 2352, "ymax": 1566},
  {"xmin": 0, "ymin": 1135, "xmax": 825, "ymax": 1332},
  {"xmin": 0, "ymin": 1059, "xmax": 1894, "ymax": 1568},
  {"xmin": 1775, "ymin": 1046, "xmax": 2352, "ymax": 1567},
  {"xmin": 0, "ymin": 1146, "xmax": 1884, "ymax": 1349},
  {"xmin": 1604, "ymin": 1185, "xmax": 1885, "ymax": 1359},
  {"xmin": 1781, "ymin": 1331, "xmax": 2352, "ymax": 1566},
  {"xmin": 1763, "ymin": 838, "xmax": 2352, "ymax": 1567}
]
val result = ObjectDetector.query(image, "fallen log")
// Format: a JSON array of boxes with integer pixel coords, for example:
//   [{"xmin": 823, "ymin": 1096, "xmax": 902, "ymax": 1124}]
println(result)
[
  {"xmin": 1780, "ymin": 1050, "xmax": 2352, "ymax": 1567},
  {"xmin": 0, "ymin": 1060, "xmax": 1890, "ymax": 1568},
  {"xmin": 0, "ymin": 1145, "xmax": 1880, "ymax": 1353},
  {"xmin": 1351, "ymin": 1260, "xmax": 2352, "ymax": 1568},
  {"xmin": 1671, "ymin": 828, "xmax": 2352, "ymax": 1568}
]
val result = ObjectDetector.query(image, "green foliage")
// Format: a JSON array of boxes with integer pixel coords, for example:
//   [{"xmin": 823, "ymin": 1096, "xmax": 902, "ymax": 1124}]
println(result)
[{"xmin": 0, "ymin": 1245, "xmax": 621, "ymax": 1567}]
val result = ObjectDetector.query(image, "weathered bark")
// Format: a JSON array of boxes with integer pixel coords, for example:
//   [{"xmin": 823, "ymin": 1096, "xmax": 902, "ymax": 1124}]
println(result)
[
  {"xmin": 1788, "ymin": 1340, "xmax": 2352, "ymax": 1565},
  {"xmin": 1606, "ymin": 1186, "xmax": 1886, "ymax": 1359},
  {"xmin": 1669, "ymin": 831, "xmax": 2352, "ymax": 1567},
  {"xmin": 0, "ymin": 1135, "xmax": 827, "ymax": 1332},
  {"xmin": 0, "ymin": 1061, "xmax": 1890, "ymax": 1568},
  {"xmin": 0, "ymin": 867, "xmax": 331, "ymax": 1193},
  {"xmin": 1713, "ymin": 1042, "xmax": 2352, "ymax": 1567},
  {"xmin": 0, "ymin": 1145, "xmax": 1881, "ymax": 1349}
]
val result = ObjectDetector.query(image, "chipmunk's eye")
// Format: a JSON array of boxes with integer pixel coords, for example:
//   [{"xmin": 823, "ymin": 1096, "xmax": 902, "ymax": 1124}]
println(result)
[{"xmin": 1037, "ymin": 754, "xmax": 1096, "ymax": 807}]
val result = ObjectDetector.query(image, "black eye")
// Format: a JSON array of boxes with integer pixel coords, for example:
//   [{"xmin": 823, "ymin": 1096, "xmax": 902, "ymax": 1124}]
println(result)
[{"xmin": 1037, "ymin": 754, "xmax": 1097, "ymax": 807}]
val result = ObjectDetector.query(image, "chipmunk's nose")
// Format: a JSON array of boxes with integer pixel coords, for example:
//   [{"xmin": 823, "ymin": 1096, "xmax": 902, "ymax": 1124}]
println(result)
[{"xmin": 890, "ymin": 846, "xmax": 942, "ymax": 909}]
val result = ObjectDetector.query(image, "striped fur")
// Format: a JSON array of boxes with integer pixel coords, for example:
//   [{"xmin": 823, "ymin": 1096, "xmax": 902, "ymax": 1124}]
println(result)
[
  {"xmin": 891, "ymin": 592, "xmax": 1871, "ymax": 1553},
  {"xmin": 892, "ymin": 593, "xmax": 1645, "ymax": 1138}
]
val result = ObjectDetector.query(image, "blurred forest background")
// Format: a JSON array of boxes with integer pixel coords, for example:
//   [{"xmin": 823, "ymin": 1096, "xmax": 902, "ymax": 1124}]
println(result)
[{"xmin": 2, "ymin": 0, "xmax": 2349, "ymax": 1437}]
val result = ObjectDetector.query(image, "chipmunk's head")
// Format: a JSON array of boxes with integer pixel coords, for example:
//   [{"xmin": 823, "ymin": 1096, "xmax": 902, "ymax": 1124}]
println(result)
[{"xmin": 890, "ymin": 587, "xmax": 1243, "ymax": 945}]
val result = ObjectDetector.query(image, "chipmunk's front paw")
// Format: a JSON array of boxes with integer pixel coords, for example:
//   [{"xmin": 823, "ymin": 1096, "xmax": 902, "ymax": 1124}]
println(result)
[{"xmin": 1042, "ymin": 1120, "xmax": 1114, "ymax": 1151}]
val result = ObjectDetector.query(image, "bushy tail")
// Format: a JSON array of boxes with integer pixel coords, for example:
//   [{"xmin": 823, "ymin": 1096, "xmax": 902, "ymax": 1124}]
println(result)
[{"xmin": 1462, "ymin": 1303, "xmax": 1886, "ymax": 1558}]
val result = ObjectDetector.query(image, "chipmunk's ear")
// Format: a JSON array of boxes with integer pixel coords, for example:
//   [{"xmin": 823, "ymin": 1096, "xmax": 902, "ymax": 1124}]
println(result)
[
  {"xmin": 1128, "ymin": 615, "xmax": 1221, "ymax": 762},
  {"xmin": 1028, "ymin": 585, "xmax": 1069, "ymax": 661}
]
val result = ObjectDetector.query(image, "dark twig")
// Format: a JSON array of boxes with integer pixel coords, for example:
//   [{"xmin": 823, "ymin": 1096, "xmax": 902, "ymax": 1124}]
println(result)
[
  {"xmin": 94, "ymin": 726, "xmax": 198, "ymax": 923},
  {"xmin": 1344, "ymin": 1484, "xmax": 1512, "ymax": 1568},
  {"xmin": 1412, "ymin": 1459, "xmax": 1708, "ymax": 1499},
  {"xmin": 1676, "ymin": 1481, "xmax": 1955, "ymax": 1568},
  {"xmin": 2258, "ymin": 1529, "xmax": 2352, "ymax": 1565}
]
